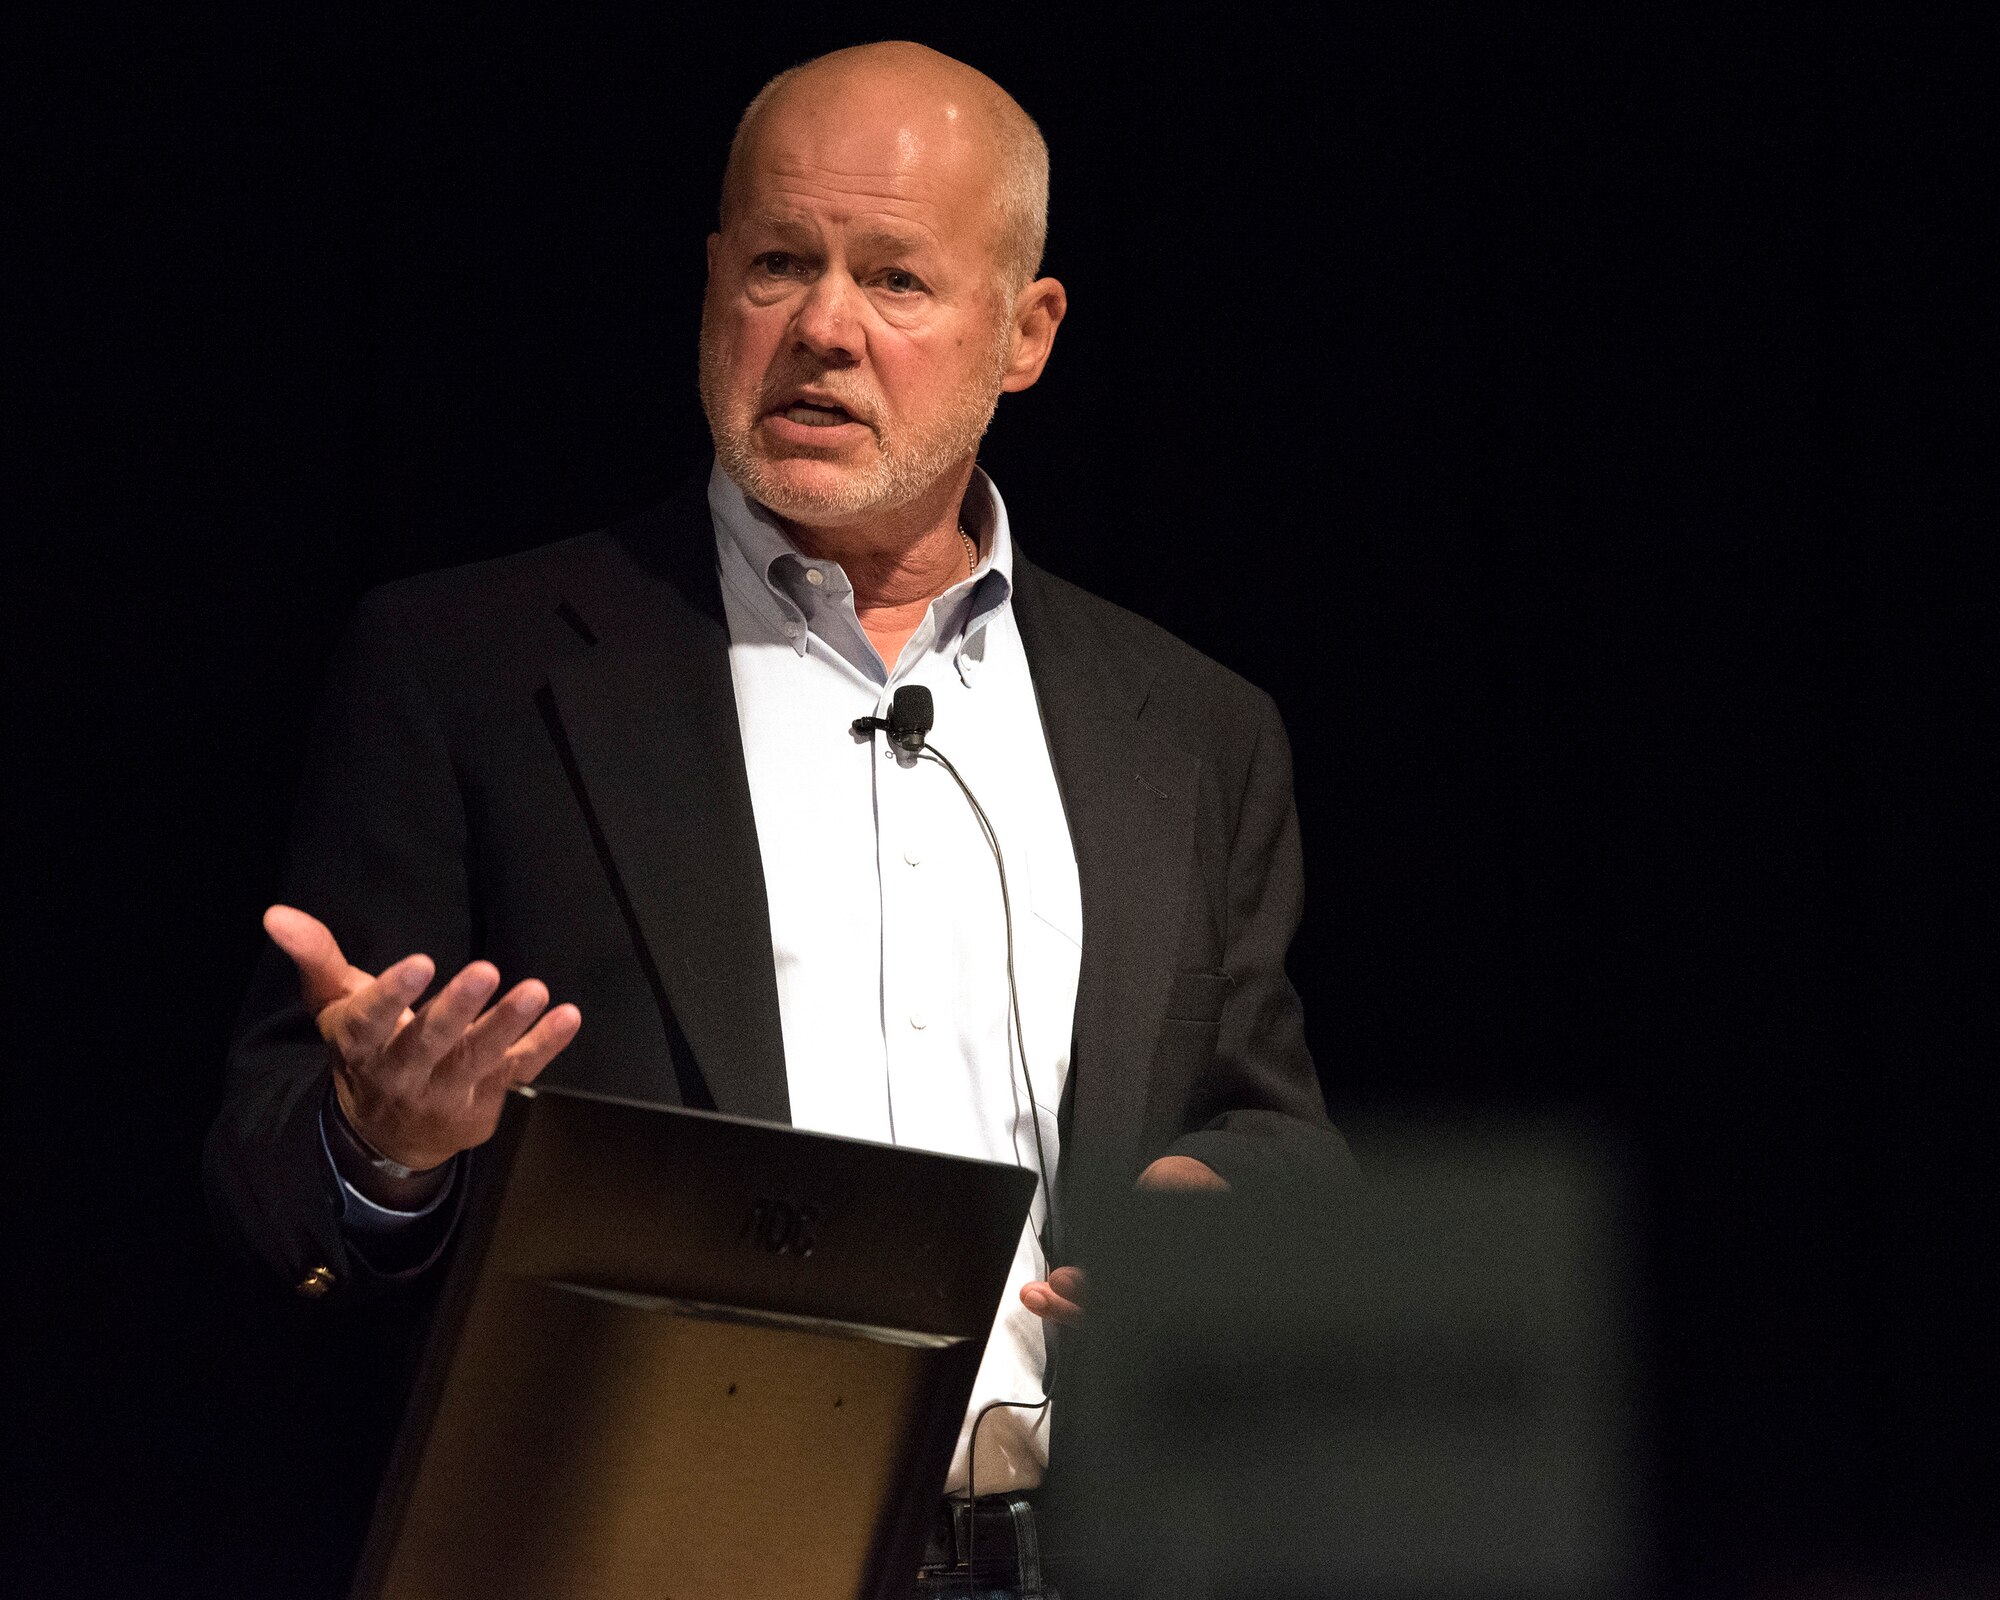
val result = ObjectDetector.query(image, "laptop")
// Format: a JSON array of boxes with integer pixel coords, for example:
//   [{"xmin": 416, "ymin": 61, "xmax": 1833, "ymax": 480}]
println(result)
[{"xmin": 348, "ymin": 1083, "xmax": 1039, "ymax": 1600}]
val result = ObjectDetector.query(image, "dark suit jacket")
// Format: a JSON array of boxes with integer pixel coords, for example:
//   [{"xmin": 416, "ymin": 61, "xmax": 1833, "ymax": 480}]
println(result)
[{"xmin": 206, "ymin": 477, "xmax": 1350, "ymax": 1306}]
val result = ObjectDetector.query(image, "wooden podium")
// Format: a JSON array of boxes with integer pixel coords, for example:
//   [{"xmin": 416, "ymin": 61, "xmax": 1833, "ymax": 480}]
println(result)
[{"xmin": 348, "ymin": 1086, "xmax": 1037, "ymax": 1600}]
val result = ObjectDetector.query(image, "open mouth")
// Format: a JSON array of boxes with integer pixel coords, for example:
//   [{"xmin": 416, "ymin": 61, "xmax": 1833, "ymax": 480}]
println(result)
[{"xmin": 774, "ymin": 399, "xmax": 859, "ymax": 428}]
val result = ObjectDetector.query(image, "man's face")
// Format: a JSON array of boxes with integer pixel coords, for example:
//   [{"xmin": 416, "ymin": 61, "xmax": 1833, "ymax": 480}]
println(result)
[{"xmin": 699, "ymin": 87, "xmax": 1017, "ymax": 528}]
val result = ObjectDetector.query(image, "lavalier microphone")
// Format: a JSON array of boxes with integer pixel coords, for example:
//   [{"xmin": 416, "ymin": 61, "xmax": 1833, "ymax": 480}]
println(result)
[{"xmin": 850, "ymin": 684, "xmax": 934, "ymax": 753}]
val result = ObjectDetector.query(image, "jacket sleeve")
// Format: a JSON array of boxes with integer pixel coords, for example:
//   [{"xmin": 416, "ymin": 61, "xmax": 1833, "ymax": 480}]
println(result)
[
  {"xmin": 204, "ymin": 588, "xmax": 474, "ymax": 1303},
  {"xmin": 1163, "ymin": 693, "xmax": 1358, "ymax": 1194}
]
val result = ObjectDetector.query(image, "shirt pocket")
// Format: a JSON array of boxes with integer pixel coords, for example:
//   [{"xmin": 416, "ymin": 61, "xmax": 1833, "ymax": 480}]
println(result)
[{"xmin": 1164, "ymin": 969, "xmax": 1232, "ymax": 1025}]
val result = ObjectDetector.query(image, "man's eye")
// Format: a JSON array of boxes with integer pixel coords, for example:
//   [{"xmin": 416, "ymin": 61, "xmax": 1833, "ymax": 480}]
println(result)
[
  {"xmin": 879, "ymin": 269, "xmax": 920, "ymax": 293},
  {"xmin": 755, "ymin": 252, "xmax": 798, "ymax": 276}
]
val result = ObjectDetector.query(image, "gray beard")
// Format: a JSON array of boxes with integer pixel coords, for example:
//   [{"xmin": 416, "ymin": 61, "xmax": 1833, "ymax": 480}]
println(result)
[{"xmin": 698, "ymin": 315, "xmax": 1009, "ymax": 523}]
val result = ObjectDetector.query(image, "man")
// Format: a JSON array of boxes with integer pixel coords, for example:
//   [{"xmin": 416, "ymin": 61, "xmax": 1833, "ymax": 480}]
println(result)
[{"xmin": 208, "ymin": 40, "xmax": 1348, "ymax": 1597}]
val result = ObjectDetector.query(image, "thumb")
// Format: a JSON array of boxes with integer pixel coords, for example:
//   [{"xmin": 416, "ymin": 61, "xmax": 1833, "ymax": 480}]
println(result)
[{"xmin": 263, "ymin": 904, "xmax": 364, "ymax": 1017}]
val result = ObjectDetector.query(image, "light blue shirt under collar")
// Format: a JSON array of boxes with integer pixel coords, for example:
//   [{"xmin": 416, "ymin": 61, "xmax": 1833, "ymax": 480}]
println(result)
[{"xmin": 707, "ymin": 463, "xmax": 1015, "ymax": 689}]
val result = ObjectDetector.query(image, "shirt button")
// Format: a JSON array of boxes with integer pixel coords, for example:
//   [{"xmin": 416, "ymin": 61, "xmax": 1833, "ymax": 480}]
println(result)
[
  {"xmin": 805, "ymin": 568, "xmax": 825, "ymax": 587},
  {"xmin": 909, "ymin": 1011, "xmax": 927, "ymax": 1030},
  {"xmin": 903, "ymin": 847, "xmax": 921, "ymax": 866}
]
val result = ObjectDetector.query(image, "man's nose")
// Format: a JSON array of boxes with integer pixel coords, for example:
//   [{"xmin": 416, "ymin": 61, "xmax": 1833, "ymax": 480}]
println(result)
[{"xmin": 790, "ymin": 270, "xmax": 863, "ymax": 363}]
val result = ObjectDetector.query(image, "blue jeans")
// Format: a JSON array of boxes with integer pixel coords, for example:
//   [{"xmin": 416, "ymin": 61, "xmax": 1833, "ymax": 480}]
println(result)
[{"xmin": 915, "ymin": 1491, "xmax": 1056, "ymax": 1598}]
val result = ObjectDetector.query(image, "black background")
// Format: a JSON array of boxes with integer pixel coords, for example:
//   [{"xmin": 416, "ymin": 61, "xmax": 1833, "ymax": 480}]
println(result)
[{"xmin": 8, "ymin": 9, "xmax": 1988, "ymax": 1596}]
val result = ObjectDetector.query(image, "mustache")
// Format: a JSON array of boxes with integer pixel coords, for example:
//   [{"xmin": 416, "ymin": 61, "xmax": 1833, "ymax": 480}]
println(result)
[{"xmin": 756, "ymin": 372, "xmax": 882, "ymax": 426}]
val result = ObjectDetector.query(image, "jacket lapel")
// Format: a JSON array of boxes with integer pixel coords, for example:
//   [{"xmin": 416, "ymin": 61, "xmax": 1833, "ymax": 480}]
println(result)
[
  {"xmin": 1012, "ymin": 556, "xmax": 1202, "ymax": 1193},
  {"xmin": 529, "ymin": 501, "xmax": 1198, "ymax": 1154},
  {"xmin": 539, "ymin": 488, "xmax": 791, "ymax": 1125}
]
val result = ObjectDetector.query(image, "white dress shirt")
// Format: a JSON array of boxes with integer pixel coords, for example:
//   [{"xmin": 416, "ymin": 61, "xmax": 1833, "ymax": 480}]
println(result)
[{"xmin": 710, "ymin": 461, "xmax": 1082, "ymax": 1496}]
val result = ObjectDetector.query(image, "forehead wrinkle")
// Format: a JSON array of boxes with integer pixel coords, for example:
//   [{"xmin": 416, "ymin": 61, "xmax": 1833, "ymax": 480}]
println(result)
[
  {"xmin": 761, "ymin": 153, "xmax": 943, "ymax": 203},
  {"xmin": 743, "ymin": 176, "xmax": 947, "ymax": 244}
]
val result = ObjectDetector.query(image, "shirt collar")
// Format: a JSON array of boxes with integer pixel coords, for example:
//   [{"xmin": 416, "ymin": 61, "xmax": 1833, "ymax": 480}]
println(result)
[{"xmin": 707, "ymin": 458, "xmax": 1015, "ymax": 683}]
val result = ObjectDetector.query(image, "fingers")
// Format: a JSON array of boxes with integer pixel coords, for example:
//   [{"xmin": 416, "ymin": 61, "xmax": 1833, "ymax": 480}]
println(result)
[
  {"xmin": 323, "ymin": 953, "xmax": 435, "ymax": 1059},
  {"xmin": 444, "ymin": 979, "xmax": 559, "ymax": 1083},
  {"xmin": 459, "ymin": 999, "xmax": 583, "ymax": 1110},
  {"xmin": 1021, "ymin": 1266, "xmax": 1088, "ymax": 1327},
  {"xmin": 264, "ymin": 904, "xmax": 360, "ymax": 1016},
  {"xmin": 1020, "ymin": 1282, "xmax": 1085, "ymax": 1327},
  {"xmin": 498, "ymin": 1001, "xmax": 582, "ymax": 1085},
  {"xmin": 280, "ymin": 913, "xmax": 582, "ymax": 1167},
  {"xmin": 420, "ymin": 975, "xmax": 583, "ymax": 1094},
  {"xmin": 460, "ymin": 978, "xmax": 553, "ymax": 1056},
  {"xmin": 396, "ymin": 960, "xmax": 502, "ymax": 1068}
]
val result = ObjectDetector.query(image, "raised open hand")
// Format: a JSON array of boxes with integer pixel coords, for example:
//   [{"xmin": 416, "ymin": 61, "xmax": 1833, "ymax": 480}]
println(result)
[{"xmin": 263, "ymin": 905, "xmax": 581, "ymax": 1177}]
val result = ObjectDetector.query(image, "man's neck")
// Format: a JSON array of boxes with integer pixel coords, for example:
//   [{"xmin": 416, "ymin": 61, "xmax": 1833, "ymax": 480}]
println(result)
[{"xmin": 780, "ymin": 461, "xmax": 978, "ymax": 668}]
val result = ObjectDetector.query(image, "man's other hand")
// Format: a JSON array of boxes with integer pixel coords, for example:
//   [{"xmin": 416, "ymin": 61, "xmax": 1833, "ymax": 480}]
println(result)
[
  {"xmin": 1018, "ymin": 1154, "xmax": 1228, "ymax": 1326},
  {"xmin": 1021, "ymin": 1264, "xmax": 1087, "ymax": 1327},
  {"xmin": 1133, "ymin": 1154, "xmax": 1230, "ymax": 1194},
  {"xmin": 263, "ymin": 904, "xmax": 582, "ymax": 1177}
]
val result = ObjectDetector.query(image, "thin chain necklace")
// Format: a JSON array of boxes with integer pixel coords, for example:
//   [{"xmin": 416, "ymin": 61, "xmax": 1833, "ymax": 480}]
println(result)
[{"xmin": 958, "ymin": 524, "xmax": 978, "ymax": 571}]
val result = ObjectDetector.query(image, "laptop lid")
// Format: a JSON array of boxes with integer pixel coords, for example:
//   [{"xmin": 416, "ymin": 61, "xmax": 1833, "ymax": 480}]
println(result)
[{"xmin": 351, "ymin": 1084, "xmax": 1038, "ymax": 1600}]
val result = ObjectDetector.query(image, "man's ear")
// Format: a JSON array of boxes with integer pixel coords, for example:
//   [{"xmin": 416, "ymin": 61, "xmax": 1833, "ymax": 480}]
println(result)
[
  {"xmin": 706, "ymin": 232, "xmax": 720, "ymax": 280},
  {"xmin": 999, "ymin": 276, "xmax": 1068, "ymax": 394}
]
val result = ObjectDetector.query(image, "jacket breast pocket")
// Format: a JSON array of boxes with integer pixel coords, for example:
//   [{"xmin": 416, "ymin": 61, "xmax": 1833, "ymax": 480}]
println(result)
[{"xmin": 1164, "ymin": 969, "xmax": 1231, "ymax": 1025}]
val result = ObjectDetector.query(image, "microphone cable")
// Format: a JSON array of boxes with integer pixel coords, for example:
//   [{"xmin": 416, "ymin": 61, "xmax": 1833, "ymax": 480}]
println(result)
[
  {"xmin": 856, "ymin": 684, "xmax": 1064, "ymax": 1595},
  {"xmin": 962, "ymin": 1393, "xmax": 1053, "ymax": 1597},
  {"xmin": 915, "ymin": 736, "xmax": 1061, "ymax": 1275},
  {"xmin": 853, "ymin": 684, "xmax": 1062, "ymax": 1271}
]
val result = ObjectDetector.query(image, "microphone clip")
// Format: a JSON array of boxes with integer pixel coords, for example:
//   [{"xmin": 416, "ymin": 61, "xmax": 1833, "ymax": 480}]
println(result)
[
  {"xmin": 850, "ymin": 714, "xmax": 928, "ymax": 754},
  {"xmin": 852, "ymin": 684, "xmax": 935, "ymax": 755}
]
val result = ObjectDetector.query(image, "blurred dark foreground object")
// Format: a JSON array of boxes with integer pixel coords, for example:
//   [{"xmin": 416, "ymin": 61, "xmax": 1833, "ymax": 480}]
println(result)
[{"xmin": 1052, "ymin": 1117, "xmax": 1640, "ymax": 1600}]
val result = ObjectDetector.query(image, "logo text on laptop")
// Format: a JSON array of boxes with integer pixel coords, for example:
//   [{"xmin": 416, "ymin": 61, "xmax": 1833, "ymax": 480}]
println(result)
[{"xmin": 744, "ymin": 1197, "xmax": 822, "ymax": 1258}]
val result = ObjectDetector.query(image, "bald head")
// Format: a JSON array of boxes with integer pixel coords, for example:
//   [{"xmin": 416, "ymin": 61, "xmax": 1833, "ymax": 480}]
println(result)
[
  {"xmin": 721, "ymin": 42, "xmax": 1049, "ymax": 293},
  {"xmin": 699, "ymin": 41, "xmax": 1068, "ymax": 533}
]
